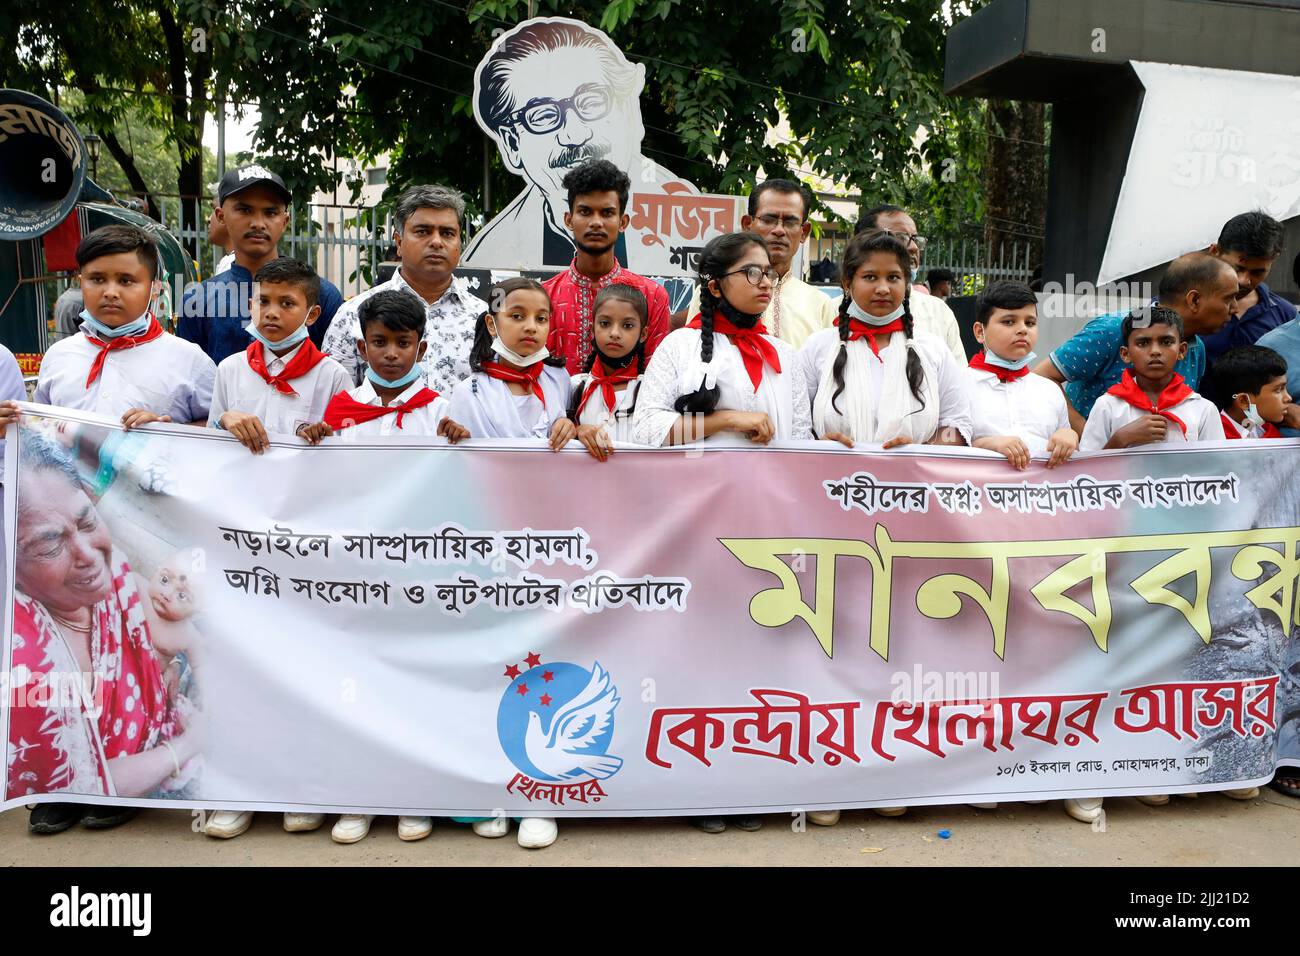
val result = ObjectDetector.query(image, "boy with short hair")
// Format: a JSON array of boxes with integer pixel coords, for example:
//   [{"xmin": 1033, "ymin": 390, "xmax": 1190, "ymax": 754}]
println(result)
[
  {"xmin": 207, "ymin": 257, "xmax": 351, "ymax": 455},
  {"xmin": 321, "ymin": 289, "xmax": 470, "ymax": 442},
  {"xmin": 1206, "ymin": 344, "xmax": 1290, "ymax": 439},
  {"xmin": 31, "ymin": 224, "xmax": 215, "ymax": 428},
  {"xmin": 1079, "ymin": 306, "xmax": 1226, "ymax": 453},
  {"xmin": 967, "ymin": 280, "xmax": 1078, "ymax": 469}
]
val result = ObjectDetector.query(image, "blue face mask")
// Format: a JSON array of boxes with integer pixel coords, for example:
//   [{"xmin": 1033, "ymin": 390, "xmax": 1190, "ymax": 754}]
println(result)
[
  {"xmin": 366, "ymin": 364, "xmax": 422, "ymax": 390},
  {"xmin": 80, "ymin": 309, "xmax": 151, "ymax": 339},
  {"xmin": 847, "ymin": 298, "xmax": 906, "ymax": 327},
  {"xmin": 248, "ymin": 323, "xmax": 309, "ymax": 353},
  {"xmin": 982, "ymin": 349, "xmax": 1037, "ymax": 371}
]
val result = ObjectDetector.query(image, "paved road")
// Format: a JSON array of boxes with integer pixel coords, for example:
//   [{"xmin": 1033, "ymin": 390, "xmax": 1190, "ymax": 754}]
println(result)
[{"xmin": 4, "ymin": 791, "xmax": 1297, "ymax": 865}]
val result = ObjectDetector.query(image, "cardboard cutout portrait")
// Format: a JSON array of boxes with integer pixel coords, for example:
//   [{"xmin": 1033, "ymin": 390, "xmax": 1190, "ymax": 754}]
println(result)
[{"xmin": 466, "ymin": 17, "xmax": 741, "ymax": 275}]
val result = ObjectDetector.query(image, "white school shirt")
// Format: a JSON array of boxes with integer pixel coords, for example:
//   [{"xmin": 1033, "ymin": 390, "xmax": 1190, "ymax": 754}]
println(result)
[
  {"xmin": 33, "ymin": 329, "xmax": 215, "ymax": 423},
  {"xmin": 1079, "ymin": 391, "xmax": 1225, "ymax": 452},
  {"xmin": 966, "ymin": 366, "xmax": 1070, "ymax": 453},
  {"xmin": 798, "ymin": 327, "xmax": 972, "ymax": 444},
  {"xmin": 331, "ymin": 379, "xmax": 452, "ymax": 438},
  {"xmin": 631, "ymin": 327, "xmax": 812, "ymax": 446},
  {"xmin": 447, "ymin": 365, "xmax": 571, "ymax": 439},
  {"xmin": 572, "ymin": 373, "xmax": 643, "ymax": 444},
  {"xmin": 207, "ymin": 344, "xmax": 352, "ymax": 437}
]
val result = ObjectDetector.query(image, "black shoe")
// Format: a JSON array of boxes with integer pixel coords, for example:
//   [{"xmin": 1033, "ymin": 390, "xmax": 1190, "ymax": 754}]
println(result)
[
  {"xmin": 733, "ymin": 815, "xmax": 763, "ymax": 831},
  {"xmin": 29, "ymin": 803, "xmax": 87, "ymax": 835},
  {"xmin": 81, "ymin": 806, "xmax": 138, "ymax": 830},
  {"xmin": 692, "ymin": 816, "xmax": 727, "ymax": 834}
]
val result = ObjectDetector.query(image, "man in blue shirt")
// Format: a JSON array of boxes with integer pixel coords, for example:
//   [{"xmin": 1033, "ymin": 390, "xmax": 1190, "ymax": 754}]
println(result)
[
  {"xmin": 1202, "ymin": 210, "xmax": 1297, "ymax": 362},
  {"xmin": 1034, "ymin": 252, "xmax": 1239, "ymax": 432},
  {"xmin": 177, "ymin": 166, "xmax": 343, "ymax": 362}
]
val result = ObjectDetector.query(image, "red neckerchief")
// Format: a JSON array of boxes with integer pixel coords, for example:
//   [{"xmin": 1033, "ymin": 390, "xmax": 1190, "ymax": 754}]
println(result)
[
  {"xmin": 324, "ymin": 387, "xmax": 441, "ymax": 431},
  {"xmin": 576, "ymin": 358, "xmax": 639, "ymax": 419},
  {"xmin": 969, "ymin": 350, "xmax": 1031, "ymax": 383},
  {"xmin": 686, "ymin": 313, "xmax": 780, "ymax": 391},
  {"xmin": 245, "ymin": 339, "xmax": 328, "ymax": 396},
  {"xmin": 82, "ymin": 315, "xmax": 165, "ymax": 387},
  {"xmin": 481, "ymin": 361, "xmax": 547, "ymax": 406},
  {"xmin": 1220, "ymin": 412, "xmax": 1281, "ymax": 440},
  {"xmin": 1107, "ymin": 369, "xmax": 1193, "ymax": 436},
  {"xmin": 834, "ymin": 315, "xmax": 904, "ymax": 361}
]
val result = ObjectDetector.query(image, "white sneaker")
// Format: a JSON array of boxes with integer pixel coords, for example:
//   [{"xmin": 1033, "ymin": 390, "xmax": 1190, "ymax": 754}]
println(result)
[
  {"xmin": 331, "ymin": 814, "xmax": 374, "ymax": 844},
  {"xmin": 204, "ymin": 810, "xmax": 253, "ymax": 839},
  {"xmin": 397, "ymin": 816, "xmax": 433, "ymax": 841},
  {"xmin": 968, "ymin": 803, "xmax": 998, "ymax": 810},
  {"xmin": 808, "ymin": 809, "xmax": 840, "ymax": 826},
  {"xmin": 517, "ymin": 816, "xmax": 557, "ymax": 849},
  {"xmin": 873, "ymin": 806, "xmax": 908, "ymax": 817},
  {"xmin": 1135, "ymin": 793, "xmax": 1169, "ymax": 806},
  {"xmin": 1064, "ymin": 797, "xmax": 1104, "ymax": 823},
  {"xmin": 1221, "ymin": 787, "xmax": 1259, "ymax": 800},
  {"xmin": 283, "ymin": 812, "xmax": 325, "ymax": 832},
  {"xmin": 472, "ymin": 816, "xmax": 510, "ymax": 838}
]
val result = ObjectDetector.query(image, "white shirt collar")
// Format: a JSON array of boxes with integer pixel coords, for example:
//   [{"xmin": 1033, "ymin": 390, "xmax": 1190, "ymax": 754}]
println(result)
[
  {"xmin": 392, "ymin": 269, "xmax": 467, "ymax": 309},
  {"xmin": 353, "ymin": 378, "xmax": 426, "ymax": 407},
  {"xmin": 265, "ymin": 341, "xmax": 304, "ymax": 373}
]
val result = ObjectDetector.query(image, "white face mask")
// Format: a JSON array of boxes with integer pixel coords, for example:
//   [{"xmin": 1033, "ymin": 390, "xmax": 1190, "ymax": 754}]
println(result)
[
  {"xmin": 1237, "ymin": 395, "xmax": 1266, "ymax": 433},
  {"xmin": 847, "ymin": 298, "xmax": 905, "ymax": 327},
  {"xmin": 491, "ymin": 336, "xmax": 549, "ymax": 367},
  {"xmin": 982, "ymin": 349, "xmax": 1037, "ymax": 372}
]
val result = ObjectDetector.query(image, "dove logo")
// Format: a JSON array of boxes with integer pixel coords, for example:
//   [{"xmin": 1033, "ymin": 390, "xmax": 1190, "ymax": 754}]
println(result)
[{"xmin": 496, "ymin": 654, "xmax": 624, "ymax": 786}]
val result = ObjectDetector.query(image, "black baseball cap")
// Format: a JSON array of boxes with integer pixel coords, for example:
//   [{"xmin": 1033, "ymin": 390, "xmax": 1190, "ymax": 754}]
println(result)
[{"xmin": 217, "ymin": 165, "xmax": 292, "ymax": 205}]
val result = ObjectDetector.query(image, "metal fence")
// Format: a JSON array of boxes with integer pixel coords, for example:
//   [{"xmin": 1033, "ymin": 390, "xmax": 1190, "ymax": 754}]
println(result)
[
  {"xmin": 156, "ymin": 196, "xmax": 394, "ymax": 298},
  {"xmin": 920, "ymin": 238, "xmax": 1038, "ymax": 291}
]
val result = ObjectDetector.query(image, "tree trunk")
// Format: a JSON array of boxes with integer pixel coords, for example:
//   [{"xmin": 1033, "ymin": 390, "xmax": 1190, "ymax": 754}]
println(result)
[
  {"xmin": 158, "ymin": 3, "xmax": 210, "ymax": 257},
  {"xmin": 982, "ymin": 101, "xmax": 1047, "ymax": 276}
]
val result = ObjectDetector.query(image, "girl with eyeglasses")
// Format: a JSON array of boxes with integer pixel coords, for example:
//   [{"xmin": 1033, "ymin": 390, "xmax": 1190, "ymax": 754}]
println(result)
[{"xmin": 631, "ymin": 232, "xmax": 812, "ymax": 448}]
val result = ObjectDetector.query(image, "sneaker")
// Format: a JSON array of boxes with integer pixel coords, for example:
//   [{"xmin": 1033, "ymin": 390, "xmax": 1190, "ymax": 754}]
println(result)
[
  {"xmin": 1064, "ymin": 797, "xmax": 1103, "ymax": 823},
  {"xmin": 1135, "ymin": 794, "xmax": 1169, "ymax": 806},
  {"xmin": 1221, "ymin": 787, "xmax": 1259, "ymax": 800},
  {"xmin": 691, "ymin": 817, "xmax": 727, "ymax": 834},
  {"xmin": 397, "ymin": 816, "xmax": 433, "ymax": 841},
  {"xmin": 283, "ymin": 812, "xmax": 325, "ymax": 832},
  {"xmin": 967, "ymin": 803, "xmax": 998, "ymax": 810},
  {"xmin": 331, "ymin": 814, "xmax": 373, "ymax": 844},
  {"xmin": 808, "ymin": 809, "xmax": 840, "ymax": 826},
  {"xmin": 472, "ymin": 816, "xmax": 510, "ymax": 838},
  {"xmin": 733, "ymin": 815, "xmax": 763, "ymax": 831},
  {"xmin": 81, "ymin": 806, "xmax": 138, "ymax": 830},
  {"xmin": 29, "ymin": 803, "xmax": 87, "ymax": 835},
  {"xmin": 873, "ymin": 806, "xmax": 908, "ymax": 817},
  {"xmin": 204, "ymin": 810, "xmax": 253, "ymax": 839},
  {"xmin": 517, "ymin": 816, "xmax": 557, "ymax": 849}
]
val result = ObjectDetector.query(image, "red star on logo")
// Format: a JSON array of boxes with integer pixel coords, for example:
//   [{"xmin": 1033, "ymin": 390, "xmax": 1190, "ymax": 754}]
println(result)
[
  {"xmin": 542, "ymin": 670, "xmax": 554, "ymax": 683},
  {"xmin": 504, "ymin": 664, "xmax": 521, "ymax": 679},
  {"xmin": 516, "ymin": 682, "xmax": 528, "ymax": 696},
  {"xmin": 539, "ymin": 693, "xmax": 553, "ymax": 707},
  {"xmin": 524, "ymin": 651, "xmax": 542, "ymax": 668}
]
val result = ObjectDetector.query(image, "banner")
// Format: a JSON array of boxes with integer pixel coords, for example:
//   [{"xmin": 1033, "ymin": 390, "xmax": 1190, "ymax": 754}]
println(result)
[{"xmin": 3, "ymin": 403, "xmax": 1297, "ymax": 817}]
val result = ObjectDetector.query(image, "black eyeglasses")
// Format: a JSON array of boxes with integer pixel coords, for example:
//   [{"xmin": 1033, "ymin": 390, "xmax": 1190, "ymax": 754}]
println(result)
[
  {"xmin": 719, "ymin": 265, "xmax": 777, "ymax": 285},
  {"xmin": 754, "ymin": 213, "xmax": 805, "ymax": 231},
  {"xmin": 507, "ymin": 84, "xmax": 613, "ymax": 135},
  {"xmin": 884, "ymin": 229, "xmax": 927, "ymax": 251}
]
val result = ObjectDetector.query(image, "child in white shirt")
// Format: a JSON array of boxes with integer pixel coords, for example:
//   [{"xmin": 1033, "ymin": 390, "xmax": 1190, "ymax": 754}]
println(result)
[{"xmin": 567, "ymin": 283, "xmax": 650, "ymax": 460}]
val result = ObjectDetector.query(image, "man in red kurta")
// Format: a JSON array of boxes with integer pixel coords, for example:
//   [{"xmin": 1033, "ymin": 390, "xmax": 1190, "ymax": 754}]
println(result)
[{"xmin": 543, "ymin": 160, "xmax": 670, "ymax": 374}]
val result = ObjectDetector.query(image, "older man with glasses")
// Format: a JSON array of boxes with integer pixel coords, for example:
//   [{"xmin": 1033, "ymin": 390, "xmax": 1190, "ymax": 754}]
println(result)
[{"xmin": 686, "ymin": 179, "xmax": 836, "ymax": 349}]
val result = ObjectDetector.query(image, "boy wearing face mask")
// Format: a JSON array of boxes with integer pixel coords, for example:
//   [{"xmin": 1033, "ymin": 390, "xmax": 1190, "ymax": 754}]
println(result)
[
  {"xmin": 32, "ymin": 225, "xmax": 215, "ymax": 429},
  {"xmin": 967, "ymin": 281, "xmax": 1078, "ymax": 470},
  {"xmin": 206, "ymin": 257, "xmax": 351, "ymax": 455},
  {"xmin": 1207, "ymin": 345, "xmax": 1291, "ymax": 440}
]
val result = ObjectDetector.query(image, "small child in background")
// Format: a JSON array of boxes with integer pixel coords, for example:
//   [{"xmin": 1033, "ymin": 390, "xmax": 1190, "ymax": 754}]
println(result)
[
  {"xmin": 967, "ymin": 280, "xmax": 1078, "ymax": 469},
  {"xmin": 321, "ymin": 289, "xmax": 469, "ymax": 443},
  {"xmin": 1206, "ymin": 345, "xmax": 1291, "ymax": 440},
  {"xmin": 135, "ymin": 552, "xmax": 204, "ymax": 711},
  {"xmin": 1079, "ymin": 306, "xmax": 1225, "ymax": 453},
  {"xmin": 206, "ymin": 257, "xmax": 351, "ymax": 455},
  {"xmin": 447, "ymin": 277, "xmax": 574, "ymax": 453},
  {"xmin": 567, "ymin": 283, "xmax": 649, "ymax": 460}
]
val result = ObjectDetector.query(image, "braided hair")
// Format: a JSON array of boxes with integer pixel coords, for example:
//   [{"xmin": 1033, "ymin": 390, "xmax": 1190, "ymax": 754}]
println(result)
[
  {"xmin": 830, "ymin": 229, "xmax": 926, "ymax": 416},
  {"xmin": 674, "ymin": 231, "xmax": 770, "ymax": 414},
  {"xmin": 469, "ymin": 276, "xmax": 566, "ymax": 372},
  {"xmin": 567, "ymin": 283, "xmax": 649, "ymax": 422}
]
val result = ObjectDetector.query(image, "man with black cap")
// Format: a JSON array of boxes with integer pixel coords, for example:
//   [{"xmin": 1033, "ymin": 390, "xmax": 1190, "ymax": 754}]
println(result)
[{"xmin": 178, "ymin": 165, "xmax": 344, "ymax": 363}]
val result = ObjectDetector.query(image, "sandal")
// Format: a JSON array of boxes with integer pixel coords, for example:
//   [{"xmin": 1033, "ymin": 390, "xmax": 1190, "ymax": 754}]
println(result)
[{"xmin": 1268, "ymin": 770, "xmax": 1300, "ymax": 799}]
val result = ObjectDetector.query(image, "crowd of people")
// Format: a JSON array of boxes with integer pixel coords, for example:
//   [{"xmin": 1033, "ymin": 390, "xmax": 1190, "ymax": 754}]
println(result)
[{"xmin": 4, "ymin": 157, "xmax": 1298, "ymax": 849}]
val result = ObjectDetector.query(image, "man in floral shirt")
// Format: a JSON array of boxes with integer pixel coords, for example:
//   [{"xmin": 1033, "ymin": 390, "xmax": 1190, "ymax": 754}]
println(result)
[{"xmin": 323, "ymin": 184, "xmax": 488, "ymax": 391}]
